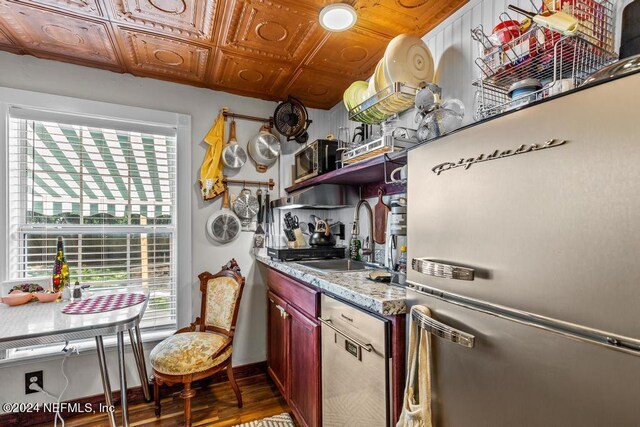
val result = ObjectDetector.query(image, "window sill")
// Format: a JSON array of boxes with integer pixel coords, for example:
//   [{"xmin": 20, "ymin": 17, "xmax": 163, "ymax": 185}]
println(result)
[{"xmin": 0, "ymin": 328, "xmax": 175, "ymax": 367}]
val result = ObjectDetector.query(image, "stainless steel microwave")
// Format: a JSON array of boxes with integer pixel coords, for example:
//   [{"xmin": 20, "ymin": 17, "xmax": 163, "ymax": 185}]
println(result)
[{"xmin": 293, "ymin": 139, "xmax": 339, "ymax": 184}]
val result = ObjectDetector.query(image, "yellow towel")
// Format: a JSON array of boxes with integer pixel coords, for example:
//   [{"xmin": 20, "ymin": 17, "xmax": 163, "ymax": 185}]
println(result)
[
  {"xmin": 397, "ymin": 305, "xmax": 433, "ymax": 427},
  {"xmin": 199, "ymin": 109, "xmax": 227, "ymax": 201}
]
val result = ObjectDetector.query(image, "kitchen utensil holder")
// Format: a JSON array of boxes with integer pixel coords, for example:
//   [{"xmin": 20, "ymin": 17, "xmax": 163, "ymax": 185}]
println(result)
[
  {"xmin": 291, "ymin": 228, "xmax": 307, "ymax": 248},
  {"xmin": 471, "ymin": 0, "xmax": 617, "ymax": 119}
]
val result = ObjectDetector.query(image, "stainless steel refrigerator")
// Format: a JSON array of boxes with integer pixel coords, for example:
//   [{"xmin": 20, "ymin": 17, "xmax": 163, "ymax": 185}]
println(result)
[{"xmin": 406, "ymin": 72, "xmax": 640, "ymax": 427}]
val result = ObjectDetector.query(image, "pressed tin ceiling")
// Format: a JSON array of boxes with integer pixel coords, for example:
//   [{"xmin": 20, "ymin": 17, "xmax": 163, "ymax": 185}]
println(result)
[{"xmin": 0, "ymin": 0, "xmax": 468, "ymax": 109}]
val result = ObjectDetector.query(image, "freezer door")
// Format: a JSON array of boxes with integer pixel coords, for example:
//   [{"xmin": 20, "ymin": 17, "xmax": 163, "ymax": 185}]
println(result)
[
  {"xmin": 406, "ymin": 291, "xmax": 640, "ymax": 427},
  {"xmin": 407, "ymin": 73, "xmax": 640, "ymax": 340}
]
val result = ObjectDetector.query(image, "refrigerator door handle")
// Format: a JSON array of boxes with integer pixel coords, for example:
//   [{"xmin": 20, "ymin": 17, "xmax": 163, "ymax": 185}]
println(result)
[
  {"xmin": 412, "ymin": 258, "xmax": 475, "ymax": 281},
  {"xmin": 411, "ymin": 307, "xmax": 475, "ymax": 348}
]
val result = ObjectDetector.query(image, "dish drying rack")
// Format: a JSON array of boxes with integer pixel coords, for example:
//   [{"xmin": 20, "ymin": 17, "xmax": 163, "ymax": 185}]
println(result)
[
  {"xmin": 342, "ymin": 130, "xmax": 419, "ymax": 166},
  {"xmin": 348, "ymin": 82, "xmax": 420, "ymax": 124},
  {"xmin": 472, "ymin": 0, "xmax": 617, "ymax": 119}
]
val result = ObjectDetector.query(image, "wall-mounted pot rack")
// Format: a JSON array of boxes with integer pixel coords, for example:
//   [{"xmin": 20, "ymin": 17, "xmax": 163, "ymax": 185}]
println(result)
[
  {"xmin": 222, "ymin": 110, "xmax": 273, "ymax": 126},
  {"xmin": 223, "ymin": 177, "xmax": 275, "ymax": 190}
]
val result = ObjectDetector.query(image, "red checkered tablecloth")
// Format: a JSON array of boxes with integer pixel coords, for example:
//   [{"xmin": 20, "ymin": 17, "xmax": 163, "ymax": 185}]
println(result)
[{"xmin": 62, "ymin": 293, "xmax": 146, "ymax": 315}]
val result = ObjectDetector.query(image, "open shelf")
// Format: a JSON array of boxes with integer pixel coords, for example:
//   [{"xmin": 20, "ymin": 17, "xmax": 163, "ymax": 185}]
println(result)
[{"xmin": 285, "ymin": 151, "xmax": 407, "ymax": 195}]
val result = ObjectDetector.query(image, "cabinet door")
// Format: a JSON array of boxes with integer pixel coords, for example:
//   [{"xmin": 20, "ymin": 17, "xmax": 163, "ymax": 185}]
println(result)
[
  {"xmin": 267, "ymin": 291, "xmax": 288, "ymax": 397},
  {"xmin": 287, "ymin": 303, "xmax": 321, "ymax": 427}
]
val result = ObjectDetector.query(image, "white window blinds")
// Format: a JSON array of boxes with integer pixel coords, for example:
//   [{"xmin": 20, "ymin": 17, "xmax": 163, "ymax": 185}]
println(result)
[{"xmin": 7, "ymin": 112, "xmax": 177, "ymax": 330}]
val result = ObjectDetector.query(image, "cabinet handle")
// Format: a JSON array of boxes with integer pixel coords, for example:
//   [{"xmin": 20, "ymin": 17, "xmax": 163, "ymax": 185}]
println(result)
[{"xmin": 276, "ymin": 304, "xmax": 288, "ymax": 318}]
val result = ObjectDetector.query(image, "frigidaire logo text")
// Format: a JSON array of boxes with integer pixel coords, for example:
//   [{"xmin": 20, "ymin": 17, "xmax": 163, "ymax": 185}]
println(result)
[{"xmin": 431, "ymin": 139, "xmax": 568, "ymax": 175}]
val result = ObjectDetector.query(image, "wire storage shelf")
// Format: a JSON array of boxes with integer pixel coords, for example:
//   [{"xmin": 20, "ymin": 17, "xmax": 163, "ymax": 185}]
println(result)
[
  {"xmin": 348, "ymin": 82, "xmax": 420, "ymax": 124},
  {"xmin": 472, "ymin": 0, "xmax": 617, "ymax": 119}
]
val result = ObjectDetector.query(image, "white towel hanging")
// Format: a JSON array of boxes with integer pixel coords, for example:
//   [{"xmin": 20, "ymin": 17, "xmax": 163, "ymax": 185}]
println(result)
[{"xmin": 397, "ymin": 305, "xmax": 433, "ymax": 427}]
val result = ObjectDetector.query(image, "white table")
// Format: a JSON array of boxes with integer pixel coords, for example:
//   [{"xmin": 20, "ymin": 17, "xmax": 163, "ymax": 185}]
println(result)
[{"xmin": 0, "ymin": 291, "xmax": 151, "ymax": 427}]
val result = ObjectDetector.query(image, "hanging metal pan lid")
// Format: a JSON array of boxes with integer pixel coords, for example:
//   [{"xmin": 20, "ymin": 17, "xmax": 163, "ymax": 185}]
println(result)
[
  {"xmin": 206, "ymin": 188, "xmax": 241, "ymax": 243},
  {"xmin": 233, "ymin": 186, "xmax": 260, "ymax": 219}
]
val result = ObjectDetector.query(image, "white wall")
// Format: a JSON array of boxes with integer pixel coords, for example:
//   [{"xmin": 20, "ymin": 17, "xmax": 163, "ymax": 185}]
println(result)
[{"xmin": 0, "ymin": 51, "xmax": 326, "ymax": 405}]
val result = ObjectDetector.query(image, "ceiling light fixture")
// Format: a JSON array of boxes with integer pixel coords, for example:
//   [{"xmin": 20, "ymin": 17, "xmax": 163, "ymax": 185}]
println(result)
[{"xmin": 319, "ymin": 4, "xmax": 357, "ymax": 32}]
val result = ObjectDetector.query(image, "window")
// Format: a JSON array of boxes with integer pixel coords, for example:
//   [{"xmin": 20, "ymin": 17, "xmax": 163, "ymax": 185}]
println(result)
[{"xmin": 6, "ymin": 108, "xmax": 178, "ymax": 330}]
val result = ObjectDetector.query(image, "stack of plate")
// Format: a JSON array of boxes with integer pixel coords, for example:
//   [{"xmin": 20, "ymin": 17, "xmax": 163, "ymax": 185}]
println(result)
[
  {"xmin": 343, "ymin": 34, "xmax": 435, "ymax": 123},
  {"xmin": 343, "ymin": 80, "xmax": 368, "ymax": 110}
]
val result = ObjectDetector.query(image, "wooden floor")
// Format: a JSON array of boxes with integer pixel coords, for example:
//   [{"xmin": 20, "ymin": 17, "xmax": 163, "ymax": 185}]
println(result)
[{"xmin": 34, "ymin": 374, "xmax": 293, "ymax": 427}]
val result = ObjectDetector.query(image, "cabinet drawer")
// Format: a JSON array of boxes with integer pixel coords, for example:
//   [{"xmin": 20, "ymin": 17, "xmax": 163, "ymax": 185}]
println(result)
[{"xmin": 267, "ymin": 268, "xmax": 319, "ymax": 318}]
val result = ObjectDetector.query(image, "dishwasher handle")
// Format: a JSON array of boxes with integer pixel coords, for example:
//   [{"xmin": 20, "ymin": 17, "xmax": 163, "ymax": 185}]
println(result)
[{"xmin": 318, "ymin": 317, "xmax": 373, "ymax": 353}]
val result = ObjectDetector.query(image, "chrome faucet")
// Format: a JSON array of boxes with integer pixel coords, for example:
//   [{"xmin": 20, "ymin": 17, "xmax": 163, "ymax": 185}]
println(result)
[{"xmin": 353, "ymin": 199, "xmax": 375, "ymax": 263}]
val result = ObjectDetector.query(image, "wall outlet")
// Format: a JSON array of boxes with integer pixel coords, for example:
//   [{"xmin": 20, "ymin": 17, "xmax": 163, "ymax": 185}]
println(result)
[{"xmin": 25, "ymin": 371, "xmax": 43, "ymax": 395}]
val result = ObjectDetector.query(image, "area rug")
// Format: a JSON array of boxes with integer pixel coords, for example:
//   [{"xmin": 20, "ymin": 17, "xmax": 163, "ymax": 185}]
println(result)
[{"xmin": 233, "ymin": 412, "xmax": 295, "ymax": 427}]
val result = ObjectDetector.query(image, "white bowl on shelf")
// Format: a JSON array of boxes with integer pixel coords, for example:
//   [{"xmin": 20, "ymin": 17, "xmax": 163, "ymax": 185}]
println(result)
[{"xmin": 384, "ymin": 34, "xmax": 434, "ymax": 88}]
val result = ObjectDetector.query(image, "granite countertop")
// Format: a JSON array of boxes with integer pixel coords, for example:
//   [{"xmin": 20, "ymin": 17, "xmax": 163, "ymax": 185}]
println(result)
[{"xmin": 256, "ymin": 256, "xmax": 408, "ymax": 316}]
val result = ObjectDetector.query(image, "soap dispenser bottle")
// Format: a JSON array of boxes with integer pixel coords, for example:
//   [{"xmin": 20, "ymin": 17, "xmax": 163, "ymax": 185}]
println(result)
[{"xmin": 349, "ymin": 222, "xmax": 362, "ymax": 261}]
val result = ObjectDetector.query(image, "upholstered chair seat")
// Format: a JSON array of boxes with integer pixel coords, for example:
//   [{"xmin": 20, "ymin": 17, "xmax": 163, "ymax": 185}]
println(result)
[{"xmin": 150, "ymin": 332, "xmax": 233, "ymax": 376}]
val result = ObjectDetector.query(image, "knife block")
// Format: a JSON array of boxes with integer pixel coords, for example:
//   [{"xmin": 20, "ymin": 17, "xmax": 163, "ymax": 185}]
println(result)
[{"xmin": 287, "ymin": 228, "xmax": 307, "ymax": 248}]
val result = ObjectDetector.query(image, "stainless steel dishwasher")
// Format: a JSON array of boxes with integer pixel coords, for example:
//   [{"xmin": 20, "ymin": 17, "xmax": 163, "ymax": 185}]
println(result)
[{"xmin": 319, "ymin": 293, "xmax": 391, "ymax": 427}]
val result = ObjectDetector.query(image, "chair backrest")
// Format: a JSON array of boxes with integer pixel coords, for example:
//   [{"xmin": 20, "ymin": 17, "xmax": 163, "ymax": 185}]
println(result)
[{"xmin": 197, "ymin": 259, "xmax": 245, "ymax": 336}]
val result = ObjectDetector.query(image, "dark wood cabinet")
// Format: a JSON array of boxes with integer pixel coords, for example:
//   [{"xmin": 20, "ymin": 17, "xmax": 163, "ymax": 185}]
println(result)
[
  {"xmin": 267, "ymin": 291, "xmax": 289, "ymax": 397},
  {"xmin": 266, "ymin": 268, "xmax": 321, "ymax": 427},
  {"xmin": 287, "ymin": 304, "xmax": 321, "ymax": 427}
]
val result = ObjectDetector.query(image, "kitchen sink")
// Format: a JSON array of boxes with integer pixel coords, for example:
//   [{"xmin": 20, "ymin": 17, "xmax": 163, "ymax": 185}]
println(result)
[{"xmin": 295, "ymin": 259, "xmax": 374, "ymax": 273}]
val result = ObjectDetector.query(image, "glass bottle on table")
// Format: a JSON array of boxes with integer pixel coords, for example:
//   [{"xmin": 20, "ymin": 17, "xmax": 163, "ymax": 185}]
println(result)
[{"xmin": 52, "ymin": 237, "xmax": 70, "ymax": 294}]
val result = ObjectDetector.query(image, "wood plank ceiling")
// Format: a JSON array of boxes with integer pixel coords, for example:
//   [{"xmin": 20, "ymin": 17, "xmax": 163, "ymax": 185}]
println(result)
[{"xmin": 0, "ymin": 0, "xmax": 467, "ymax": 109}]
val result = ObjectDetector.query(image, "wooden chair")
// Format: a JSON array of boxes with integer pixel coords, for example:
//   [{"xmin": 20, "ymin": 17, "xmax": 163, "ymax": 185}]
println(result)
[{"xmin": 150, "ymin": 259, "xmax": 245, "ymax": 427}]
